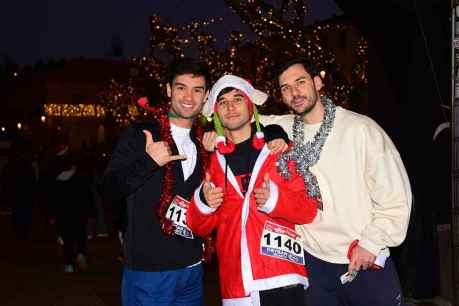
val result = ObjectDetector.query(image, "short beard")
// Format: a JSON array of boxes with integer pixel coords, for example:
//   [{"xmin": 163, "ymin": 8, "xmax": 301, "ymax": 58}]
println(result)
[
  {"xmin": 298, "ymin": 100, "xmax": 316, "ymax": 117},
  {"xmin": 294, "ymin": 92, "xmax": 318, "ymax": 117}
]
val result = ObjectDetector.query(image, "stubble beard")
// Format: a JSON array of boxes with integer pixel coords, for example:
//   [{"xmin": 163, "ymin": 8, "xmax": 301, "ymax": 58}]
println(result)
[
  {"xmin": 292, "ymin": 92, "xmax": 319, "ymax": 118},
  {"xmin": 170, "ymin": 103, "xmax": 201, "ymax": 120}
]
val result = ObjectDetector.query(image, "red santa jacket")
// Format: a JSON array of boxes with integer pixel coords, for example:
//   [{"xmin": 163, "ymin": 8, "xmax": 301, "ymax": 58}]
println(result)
[{"xmin": 187, "ymin": 145, "xmax": 318, "ymax": 305}]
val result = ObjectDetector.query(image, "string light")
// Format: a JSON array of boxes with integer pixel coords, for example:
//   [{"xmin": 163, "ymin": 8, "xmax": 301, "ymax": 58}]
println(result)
[
  {"xmin": 99, "ymin": 0, "xmax": 367, "ymax": 123},
  {"xmin": 44, "ymin": 103, "xmax": 106, "ymax": 117}
]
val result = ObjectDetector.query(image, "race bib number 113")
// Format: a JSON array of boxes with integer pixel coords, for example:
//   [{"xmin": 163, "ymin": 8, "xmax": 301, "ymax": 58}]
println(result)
[
  {"xmin": 166, "ymin": 196, "xmax": 194, "ymax": 239},
  {"xmin": 260, "ymin": 220, "xmax": 304, "ymax": 265}
]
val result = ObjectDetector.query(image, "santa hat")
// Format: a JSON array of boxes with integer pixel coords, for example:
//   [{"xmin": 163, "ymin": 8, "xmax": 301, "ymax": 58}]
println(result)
[{"xmin": 204, "ymin": 75, "xmax": 268, "ymax": 154}]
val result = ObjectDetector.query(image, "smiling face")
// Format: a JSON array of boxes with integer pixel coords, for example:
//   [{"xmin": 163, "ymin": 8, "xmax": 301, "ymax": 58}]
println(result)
[
  {"xmin": 167, "ymin": 73, "xmax": 209, "ymax": 125},
  {"xmin": 278, "ymin": 63, "xmax": 323, "ymax": 117},
  {"xmin": 215, "ymin": 88, "xmax": 251, "ymax": 132}
]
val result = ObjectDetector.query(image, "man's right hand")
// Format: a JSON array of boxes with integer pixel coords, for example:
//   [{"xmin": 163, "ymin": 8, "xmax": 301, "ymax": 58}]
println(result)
[
  {"xmin": 202, "ymin": 131, "xmax": 217, "ymax": 152},
  {"xmin": 202, "ymin": 172, "xmax": 224, "ymax": 208},
  {"xmin": 143, "ymin": 130, "xmax": 186, "ymax": 167}
]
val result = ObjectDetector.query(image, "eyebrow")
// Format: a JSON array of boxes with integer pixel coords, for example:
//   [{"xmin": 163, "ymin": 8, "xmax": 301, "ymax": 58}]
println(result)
[
  {"xmin": 173, "ymin": 82, "xmax": 186, "ymax": 87},
  {"xmin": 217, "ymin": 95, "xmax": 226, "ymax": 102},
  {"xmin": 295, "ymin": 76, "xmax": 307, "ymax": 82},
  {"xmin": 173, "ymin": 82, "xmax": 205, "ymax": 90},
  {"xmin": 280, "ymin": 76, "xmax": 307, "ymax": 88},
  {"xmin": 217, "ymin": 92, "xmax": 244, "ymax": 102}
]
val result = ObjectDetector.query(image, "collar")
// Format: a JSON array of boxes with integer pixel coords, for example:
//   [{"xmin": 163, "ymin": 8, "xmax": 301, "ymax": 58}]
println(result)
[{"xmin": 170, "ymin": 123, "xmax": 191, "ymax": 137}]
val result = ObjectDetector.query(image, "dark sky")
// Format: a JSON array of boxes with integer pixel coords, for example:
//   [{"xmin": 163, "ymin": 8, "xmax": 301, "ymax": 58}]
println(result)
[{"xmin": 0, "ymin": 0, "xmax": 341, "ymax": 66}]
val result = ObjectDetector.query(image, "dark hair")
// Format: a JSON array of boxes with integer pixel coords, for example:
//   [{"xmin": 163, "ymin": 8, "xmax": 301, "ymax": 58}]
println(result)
[
  {"xmin": 166, "ymin": 57, "xmax": 211, "ymax": 90},
  {"xmin": 276, "ymin": 56, "xmax": 319, "ymax": 79},
  {"xmin": 216, "ymin": 87, "xmax": 236, "ymax": 100}
]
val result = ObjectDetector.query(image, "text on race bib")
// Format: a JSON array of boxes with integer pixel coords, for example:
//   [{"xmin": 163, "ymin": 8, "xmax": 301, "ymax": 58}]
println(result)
[
  {"xmin": 166, "ymin": 195, "xmax": 194, "ymax": 239},
  {"xmin": 260, "ymin": 220, "xmax": 304, "ymax": 265}
]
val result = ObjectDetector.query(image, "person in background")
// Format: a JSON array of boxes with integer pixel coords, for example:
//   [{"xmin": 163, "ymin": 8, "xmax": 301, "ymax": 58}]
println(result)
[
  {"xmin": 87, "ymin": 154, "xmax": 109, "ymax": 239},
  {"xmin": 52, "ymin": 145, "xmax": 93, "ymax": 273},
  {"xmin": 2, "ymin": 142, "xmax": 36, "ymax": 240}
]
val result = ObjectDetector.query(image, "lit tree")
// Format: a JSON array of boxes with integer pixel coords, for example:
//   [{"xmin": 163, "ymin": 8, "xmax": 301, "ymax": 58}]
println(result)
[{"xmin": 100, "ymin": 0, "xmax": 368, "ymax": 122}]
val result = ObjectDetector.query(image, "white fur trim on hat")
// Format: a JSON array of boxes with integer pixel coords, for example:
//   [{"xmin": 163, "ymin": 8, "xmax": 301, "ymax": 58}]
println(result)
[
  {"xmin": 255, "ymin": 131, "xmax": 264, "ymax": 139},
  {"xmin": 201, "ymin": 75, "xmax": 268, "ymax": 117}
]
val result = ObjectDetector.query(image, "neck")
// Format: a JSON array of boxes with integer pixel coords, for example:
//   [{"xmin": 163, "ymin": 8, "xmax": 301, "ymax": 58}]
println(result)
[
  {"xmin": 169, "ymin": 111, "xmax": 193, "ymax": 128},
  {"xmin": 226, "ymin": 123, "xmax": 252, "ymax": 144},
  {"xmin": 302, "ymin": 99, "xmax": 325, "ymax": 124}
]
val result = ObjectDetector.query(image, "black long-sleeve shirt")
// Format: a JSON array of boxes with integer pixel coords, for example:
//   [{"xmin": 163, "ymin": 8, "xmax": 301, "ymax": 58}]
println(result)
[{"xmin": 103, "ymin": 120, "xmax": 203, "ymax": 271}]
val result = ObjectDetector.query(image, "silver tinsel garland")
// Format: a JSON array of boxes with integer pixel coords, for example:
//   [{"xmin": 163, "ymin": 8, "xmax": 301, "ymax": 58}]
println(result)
[{"xmin": 277, "ymin": 96, "xmax": 336, "ymax": 210}]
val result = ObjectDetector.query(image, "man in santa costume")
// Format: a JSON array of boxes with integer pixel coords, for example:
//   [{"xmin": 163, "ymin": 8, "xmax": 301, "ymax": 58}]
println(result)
[{"xmin": 187, "ymin": 75, "xmax": 319, "ymax": 306}]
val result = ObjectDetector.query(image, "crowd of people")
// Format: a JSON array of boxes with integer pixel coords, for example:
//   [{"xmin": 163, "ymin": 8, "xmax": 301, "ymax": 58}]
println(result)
[{"xmin": 102, "ymin": 55, "xmax": 412, "ymax": 306}]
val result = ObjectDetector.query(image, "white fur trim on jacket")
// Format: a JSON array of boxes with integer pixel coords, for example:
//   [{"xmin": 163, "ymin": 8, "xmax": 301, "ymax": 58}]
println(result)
[
  {"xmin": 256, "ymin": 179, "xmax": 278, "ymax": 214},
  {"xmin": 193, "ymin": 184, "xmax": 218, "ymax": 215}
]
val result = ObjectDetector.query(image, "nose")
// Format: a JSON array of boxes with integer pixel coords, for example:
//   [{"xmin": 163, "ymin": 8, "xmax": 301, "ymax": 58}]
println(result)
[
  {"xmin": 227, "ymin": 100, "xmax": 237, "ymax": 110},
  {"xmin": 292, "ymin": 84, "xmax": 301, "ymax": 96},
  {"xmin": 183, "ymin": 89, "xmax": 192, "ymax": 101}
]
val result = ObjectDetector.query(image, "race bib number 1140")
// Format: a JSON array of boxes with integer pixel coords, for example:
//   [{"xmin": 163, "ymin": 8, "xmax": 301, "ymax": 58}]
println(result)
[{"xmin": 260, "ymin": 221, "xmax": 304, "ymax": 265}]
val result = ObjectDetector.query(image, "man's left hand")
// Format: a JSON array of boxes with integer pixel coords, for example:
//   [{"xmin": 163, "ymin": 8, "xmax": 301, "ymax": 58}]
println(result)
[{"xmin": 254, "ymin": 173, "xmax": 271, "ymax": 208}]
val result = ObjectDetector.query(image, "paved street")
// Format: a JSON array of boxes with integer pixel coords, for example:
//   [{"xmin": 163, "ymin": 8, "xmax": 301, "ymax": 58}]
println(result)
[
  {"xmin": 0, "ymin": 206, "xmax": 448, "ymax": 306},
  {"xmin": 0, "ymin": 207, "xmax": 220, "ymax": 306}
]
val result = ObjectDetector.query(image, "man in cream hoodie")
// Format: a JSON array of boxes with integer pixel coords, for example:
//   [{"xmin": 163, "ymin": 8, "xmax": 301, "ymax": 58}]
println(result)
[{"xmin": 259, "ymin": 56, "xmax": 412, "ymax": 306}]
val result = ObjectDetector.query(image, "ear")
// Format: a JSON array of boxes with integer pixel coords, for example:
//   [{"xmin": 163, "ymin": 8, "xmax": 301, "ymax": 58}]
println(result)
[
  {"xmin": 202, "ymin": 89, "xmax": 210, "ymax": 105},
  {"xmin": 313, "ymin": 75, "xmax": 324, "ymax": 91},
  {"xmin": 166, "ymin": 83, "xmax": 172, "ymax": 98}
]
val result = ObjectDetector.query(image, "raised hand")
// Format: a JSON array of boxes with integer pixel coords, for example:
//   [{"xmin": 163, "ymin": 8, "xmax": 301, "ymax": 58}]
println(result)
[
  {"xmin": 143, "ymin": 130, "xmax": 186, "ymax": 167},
  {"xmin": 202, "ymin": 131, "xmax": 217, "ymax": 152},
  {"xmin": 202, "ymin": 172, "xmax": 224, "ymax": 208},
  {"xmin": 254, "ymin": 173, "xmax": 271, "ymax": 208}
]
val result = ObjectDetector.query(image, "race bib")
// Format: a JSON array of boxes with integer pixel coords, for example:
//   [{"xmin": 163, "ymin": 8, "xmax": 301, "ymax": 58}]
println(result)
[
  {"xmin": 166, "ymin": 195, "xmax": 194, "ymax": 239},
  {"xmin": 260, "ymin": 220, "xmax": 304, "ymax": 265}
]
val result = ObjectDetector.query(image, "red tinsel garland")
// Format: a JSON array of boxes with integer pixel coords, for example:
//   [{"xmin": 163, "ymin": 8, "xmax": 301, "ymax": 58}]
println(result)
[
  {"xmin": 138, "ymin": 97, "xmax": 214, "ymax": 263},
  {"xmin": 155, "ymin": 112, "xmax": 176, "ymax": 236}
]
